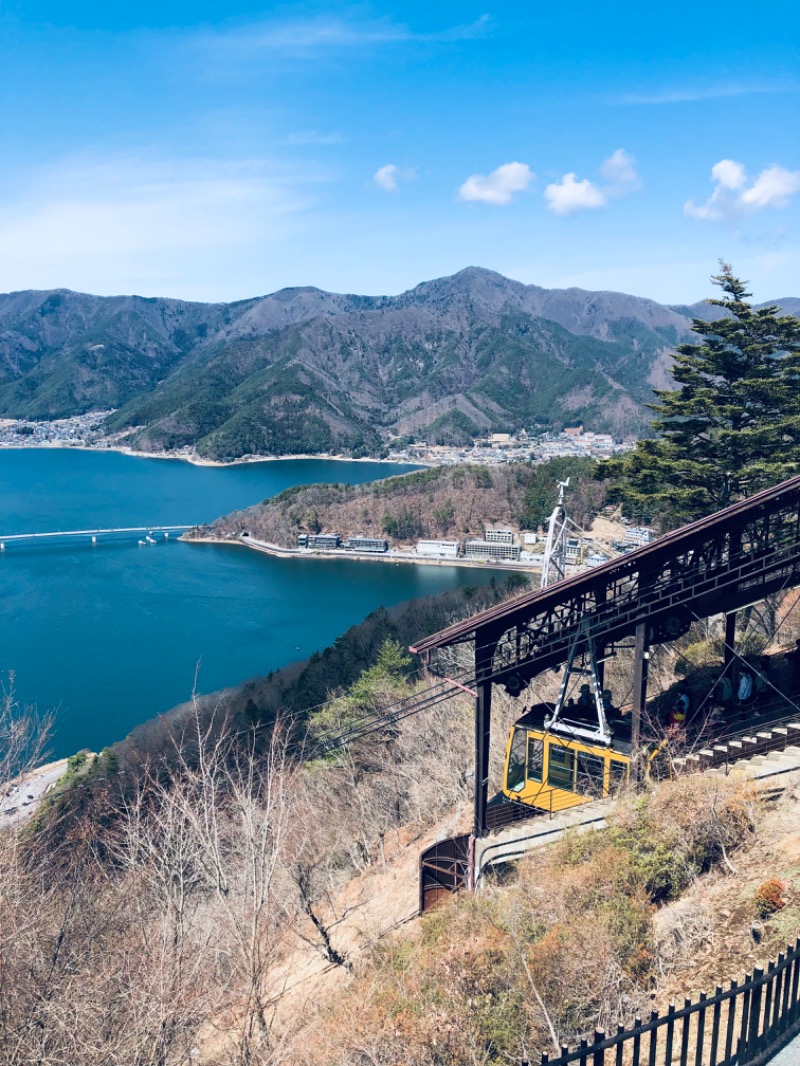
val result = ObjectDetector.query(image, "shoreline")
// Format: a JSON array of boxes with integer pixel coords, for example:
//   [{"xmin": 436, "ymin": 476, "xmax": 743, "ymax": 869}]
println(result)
[
  {"xmin": 188, "ymin": 532, "xmax": 544, "ymax": 575},
  {"xmin": 0, "ymin": 440, "xmax": 429, "ymax": 470}
]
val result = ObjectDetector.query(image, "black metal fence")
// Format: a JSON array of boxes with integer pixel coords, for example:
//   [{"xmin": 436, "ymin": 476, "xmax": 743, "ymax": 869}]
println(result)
[{"xmin": 524, "ymin": 938, "xmax": 800, "ymax": 1066}]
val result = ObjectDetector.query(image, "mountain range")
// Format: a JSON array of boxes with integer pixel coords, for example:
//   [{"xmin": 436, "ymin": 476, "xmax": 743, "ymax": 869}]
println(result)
[{"xmin": 1, "ymin": 268, "xmax": 796, "ymax": 460}]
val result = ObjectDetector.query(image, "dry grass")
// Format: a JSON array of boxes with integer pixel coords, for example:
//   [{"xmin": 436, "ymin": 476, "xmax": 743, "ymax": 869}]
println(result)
[
  {"xmin": 4, "ymin": 659, "xmax": 800, "ymax": 1066},
  {"xmin": 300, "ymin": 775, "xmax": 766, "ymax": 1066}
]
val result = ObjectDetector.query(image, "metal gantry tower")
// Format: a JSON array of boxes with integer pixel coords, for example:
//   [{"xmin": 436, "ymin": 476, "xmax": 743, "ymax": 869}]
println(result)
[{"xmin": 540, "ymin": 477, "xmax": 570, "ymax": 588}]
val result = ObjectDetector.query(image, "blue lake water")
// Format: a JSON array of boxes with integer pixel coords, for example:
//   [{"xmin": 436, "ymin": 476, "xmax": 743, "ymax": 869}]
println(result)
[{"xmin": 0, "ymin": 449, "xmax": 492, "ymax": 759}]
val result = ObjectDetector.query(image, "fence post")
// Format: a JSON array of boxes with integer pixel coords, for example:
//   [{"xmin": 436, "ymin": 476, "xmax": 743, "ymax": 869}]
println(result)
[
  {"xmin": 614, "ymin": 1024, "xmax": 624, "ymax": 1066},
  {"xmin": 592, "ymin": 1028, "xmax": 605, "ymax": 1066},
  {"xmin": 695, "ymin": 991, "xmax": 707, "ymax": 1066},
  {"xmin": 725, "ymin": 979, "xmax": 739, "ymax": 1064},
  {"xmin": 679, "ymin": 999, "xmax": 692, "ymax": 1066},
  {"xmin": 780, "ymin": 949, "xmax": 793, "ymax": 1033},
  {"xmin": 761, "ymin": 961, "xmax": 776, "ymax": 1055},
  {"xmin": 631, "ymin": 1016, "xmax": 643, "ymax": 1066},
  {"xmin": 737, "ymin": 975, "xmax": 753, "ymax": 1064},
  {"xmin": 664, "ymin": 1003, "xmax": 676, "ymax": 1066},
  {"xmin": 790, "ymin": 940, "xmax": 800, "ymax": 1027},
  {"xmin": 745, "ymin": 966, "xmax": 765, "ymax": 1061},
  {"xmin": 709, "ymin": 986, "xmax": 723, "ymax": 1066},
  {"xmin": 647, "ymin": 1009, "xmax": 659, "ymax": 1066},
  {"xmin": 772, "ymin": 953, "xmax": 786, "ymax": 1034}
]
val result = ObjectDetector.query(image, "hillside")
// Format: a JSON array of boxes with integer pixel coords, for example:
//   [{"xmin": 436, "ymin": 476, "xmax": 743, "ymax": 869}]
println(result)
[
  {"xmin": 192, "ymin": 457, "xmax": 605, "ymax": 549},
  {"xmin": 7, "ymin": 616, "xmax": 800, "ymax": 1064},
  {"xmin": 0, "ymin": 289, "xmax": 233, "ymax": 417},
  {"xmin": 5, "ymin": 269, "xmax": 793, "ymax": 461},
  {"xmin": 289, "ymin": 770, "xmax": 800, "ymax": 1066}
]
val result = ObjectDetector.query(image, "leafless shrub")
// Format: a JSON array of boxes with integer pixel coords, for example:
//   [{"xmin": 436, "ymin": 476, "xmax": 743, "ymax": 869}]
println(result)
[
  {"xmin": 653, "ymin": 897, "xmax": 716, "ymax": 976},
  {"xmin": 0, "ymin": 700, "xmax": 309, "ymax": 1066}
]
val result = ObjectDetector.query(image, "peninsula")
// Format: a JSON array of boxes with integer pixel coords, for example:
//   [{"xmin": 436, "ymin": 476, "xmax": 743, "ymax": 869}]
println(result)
[{"xmin": 185, "ymin": 457, "xmax": 629, "ymax": 575}]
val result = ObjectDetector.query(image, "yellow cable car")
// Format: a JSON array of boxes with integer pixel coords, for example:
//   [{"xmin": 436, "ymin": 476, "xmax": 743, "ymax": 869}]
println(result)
[
  {"xmin": 498, "ymin": 630, "xmax": 666, "ymax": 814},
  {"xmin": 501, "ymin": 703, "xmax": 664, "ymax": 813}
]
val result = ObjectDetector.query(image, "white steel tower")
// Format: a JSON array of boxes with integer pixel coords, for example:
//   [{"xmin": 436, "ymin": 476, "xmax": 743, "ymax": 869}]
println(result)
[{"xmin": 540, "ymin": 478, "xmax": 570, "ymax": 589}]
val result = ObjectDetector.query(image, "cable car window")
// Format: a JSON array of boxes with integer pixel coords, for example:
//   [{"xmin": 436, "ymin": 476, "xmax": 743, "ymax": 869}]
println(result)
[
  {"xmin": 576, "ymin": 751, "xmax": 605, "ymax": 797},
  {"xmin": 547, "ymin": 745, "xmax": 575, "ymax": 791},
  {"xmin": 507, "ymin": 729, "xmax": 527, "ymax": 792},
  {"xmin": 526, "ymin": 737, "xmax": 544, "ymax": 783},
  {"xmin": 609, "ymin": 759, "xmax": 628, "ymax": 792}
]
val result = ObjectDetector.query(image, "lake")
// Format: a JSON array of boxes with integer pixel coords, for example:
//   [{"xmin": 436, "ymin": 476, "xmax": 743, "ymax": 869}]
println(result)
[{"xmin": 0, "ymin": 449, "xmax": 493, "ymax": 758}]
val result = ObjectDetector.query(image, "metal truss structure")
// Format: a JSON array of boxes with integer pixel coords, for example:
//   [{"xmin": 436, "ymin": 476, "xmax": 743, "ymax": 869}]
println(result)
[{"xmin": 411, "ymin": 474, "xmax": 800, "ymax": 837}]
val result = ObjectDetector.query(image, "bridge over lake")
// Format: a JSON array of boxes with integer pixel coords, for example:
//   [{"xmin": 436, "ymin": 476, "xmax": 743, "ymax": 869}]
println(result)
[{"xmin": 0, "ymin": 526, "xmax": 191, "ymax": 549}]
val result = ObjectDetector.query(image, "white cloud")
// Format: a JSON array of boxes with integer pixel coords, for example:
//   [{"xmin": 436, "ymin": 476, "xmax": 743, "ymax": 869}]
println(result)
[
  {"xmin": 544, "ymin": 149, "xmax": 639, "ymax": 216},
  {"xmin": 711, "ymin": 159, "xmax": 747, "ymax": 190},
  {"xmin": 740, "ymin": 165, "xmax": 800, "ymax": 209},
  {"xmin": 612, "ymin": 83, "xmax": 791, "ymax": 106},
  {"xmin": 685, "ymin": 160, "xmax": 800, "ymax": 221},
  {"xmin": 684, "ymin": 199, "xmax": 722, "ymax": 222},
  {"xmin": 196, "ymin": 14, "xmax": 492, "ymax": 60},
  {"xmin": 600, "ymin": 148, "xmax": 638, "ymax": 186},
  {"xmin": 374, "ymin": 165, "xmax": 400, "ymax": 192},
  {"xmin": 544, "ymin": 173, "xmax": 606, "ymax": 215},
  {"xmin": 373, "ymin": 164, "xmax": 416, "ymax": 192},
  {"xmin": 458, "ymin": 162, "xmax": 534, "ymax": 206}
]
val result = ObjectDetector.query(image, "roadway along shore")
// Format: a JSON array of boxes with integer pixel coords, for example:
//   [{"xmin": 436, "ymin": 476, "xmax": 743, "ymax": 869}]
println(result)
[
  {"xmin": 185, "ymin": 531, "xmax": 548, "ymax": 575},
  {"xmin": 0, "ymin": 757, "xmax": 69, "ymax": 829}
]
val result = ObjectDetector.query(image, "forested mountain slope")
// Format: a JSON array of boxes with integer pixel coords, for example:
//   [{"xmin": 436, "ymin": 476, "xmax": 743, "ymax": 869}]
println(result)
[{"xmin": 1, "ymin": 268, "xmax": 794, "ymax": 460}]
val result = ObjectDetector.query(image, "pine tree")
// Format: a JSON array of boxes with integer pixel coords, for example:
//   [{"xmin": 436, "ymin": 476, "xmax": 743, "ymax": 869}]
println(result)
[{"xmin": 601, "ymin": 264, "xmax": 800, "ymax": 526}]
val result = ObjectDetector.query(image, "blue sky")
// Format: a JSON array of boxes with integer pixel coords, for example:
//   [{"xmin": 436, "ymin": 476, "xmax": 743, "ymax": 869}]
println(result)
[{"xmin": 0, "ymin": 1, "xmax": 798, "ymax": 303}]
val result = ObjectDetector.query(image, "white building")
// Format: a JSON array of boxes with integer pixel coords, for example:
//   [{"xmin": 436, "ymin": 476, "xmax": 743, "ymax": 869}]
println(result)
[
  {"xmin": 585, "ymin": 552, "xmax": 610, "ymax": 567},
  {"xmin": 565, "ymin": 537, "xmax": 582, "ymax": 563},
  {"xmin": 625, "ymin": 526, "xmax": 655, "ymax": 547},
  {"xmin": 485, "ymin": 528, "xmax": 514, "ymax": 545},
  {"xmin": 464, "ymin": 540, "xmax": 521, "ymax": 561},
  {"xmin": 416, "ymin": 539, "xmax": 460, "ymax": 558}
]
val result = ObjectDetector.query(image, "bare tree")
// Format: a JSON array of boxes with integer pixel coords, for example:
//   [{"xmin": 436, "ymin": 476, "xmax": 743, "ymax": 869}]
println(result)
[
  {"xmin": 130, "ymin": 707, "xmax": 302, "ymax": 1065},
  {"xmin": 0, "ymin": 698, "xmax": 305, "ymax": 1066},
  {"xmin": 0, "ymin": 673, "xmax": 53, "ymax": 794}
]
